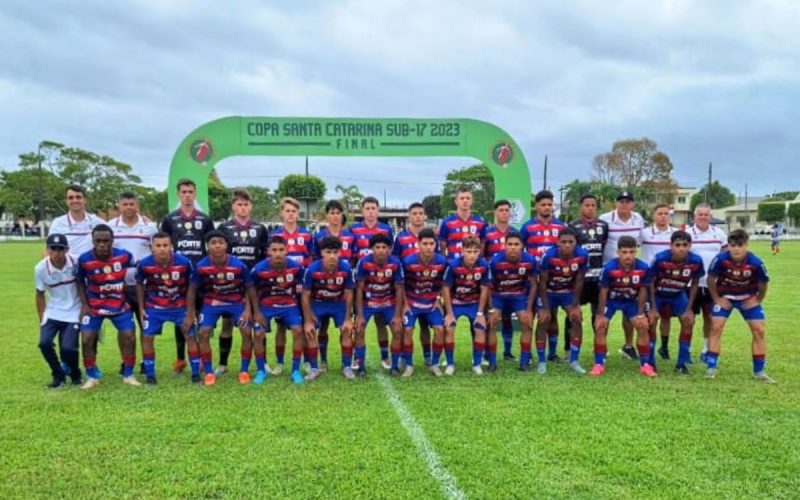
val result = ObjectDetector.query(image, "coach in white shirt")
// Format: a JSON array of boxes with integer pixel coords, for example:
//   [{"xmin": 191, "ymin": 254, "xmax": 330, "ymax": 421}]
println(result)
[
  {"xmin": 48, "ymin": 184, "xmax": 104, "ymax": 258},
  {"xmin": 599, "ymin": 191, "xmax": 645, "ymax": 359},
  {"xmin": 688, "ymin": 203, "xmax": 727, "ymax": 360},
  {"xmin": 35, "ymin": 233, "xmax": 82, "ymax": 388}
]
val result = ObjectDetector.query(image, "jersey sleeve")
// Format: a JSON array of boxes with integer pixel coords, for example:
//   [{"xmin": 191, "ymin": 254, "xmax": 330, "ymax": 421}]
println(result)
[
  {"xmin": 391, "ymin": 236, "xmax": 402, "ymax": 258},
  {"xmin": 438, "ymin": 220, "xmax": 448, "ymax": 243},
  {"xmin": 159, "ymin": 216, "xmax": 171, "ymax": 235},
  {"xmin": 135, "ymin": 262, "xmax": 145, "ymax": 285},
  {"xmin": 47, "ymin": 218, "xmax": 66, "ymax": 237},
  {"xmin": 75, "ymin": 258, "xmax": 87, "ymax": 283},
  {"xmin": 241, "ymin": 262, "xmax": 253, "ymax": 286},
  {"xmin": 302, "ymin": 266, "xmax": 314, "ymax": 290},
  {"xmin": 355, "ymin": 259, "xmax": 366, "ymax": 282},
  {"xmin": 480, "ymin": 262, "xmax": 490, "ymax": 285},
  {"xmin": 539, "ymin": 254, "xmax": 551, "ymax": 272},
  {"xmin": 756, "ymin": 258, "xmax": 770, "ymax": 283},
  {"xmin": 394, "ymin": 263, "xmax": 404, "ymax": 284},
  {"xmin": 344, "ymin": 264, "xmax": 355, "ymax": 290},
  {"xmin": 579, "ymin": 250, "xmax": 590, "ymax": 271},
  {"xmin": 34, "ymin": 264, "xmax": 46, "ymax": 292},
  {"xmin": 599, "ymin": 263, "xmax": 610, "ymax": 288},
  {"xmin": 707, "ymin": 256, "xmax": 721, "ymax": 277},
  {"xmin": 203, "ymin": 215, "xmax": 215, "ymax": 236},
  {"xmin": 190, "ymin": 266, "xmax": 202, "ymax": 287},
  {"xmin": 442, "ymin": 264, "xmax": 454, "ymax": 287}
]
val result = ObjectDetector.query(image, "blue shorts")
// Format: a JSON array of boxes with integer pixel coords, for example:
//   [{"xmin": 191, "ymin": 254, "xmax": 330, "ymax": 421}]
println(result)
[
  {"xmin": 199, "ymin": 303, "xmax": 246, "ymax": 329},
  {"xmin": 404, "ymin": 307, "xmax": 444, "ymax": 329},
  {"xmin": 257, "ymin": 306, "xmax": 303, "ymax": 331},
  {"xmin": 364, "ymin": 306, "xmax": 395, "ymax": 326},
  {"xmin": 492, "ymin": 295, "xmax": 528, "ymax": 315},
  {"xmin": 450, "ymin": 304, "xmax": 484, "ymax": 330},
  {"xmin": 711, "ymin": 300, "xmax": 765, "ymax": 321},
  {"xmin": 311, "ymin": 301, "xmax": 347, "ymax": 328},
  {"xmin": 537, "ymin": 292, "xmax": 575, "ymax": 311},
  {"xmin": 143, "ymin": 308, "xmax": 195, "ymax": 336},
  {"xmin": 81, "ymin": 310, "xmax": 135, "ymax": 333},
  {"xmin": 655, "ymin": 294, "xmax": 689, "ymax": 317},
  {"xmin": 603, "ymin": 300, "xmax": 639, "ymax": 320}
]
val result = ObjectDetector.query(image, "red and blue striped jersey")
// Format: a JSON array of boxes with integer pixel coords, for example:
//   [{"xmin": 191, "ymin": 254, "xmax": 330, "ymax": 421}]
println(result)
[
  {"xmin": 488, "ymin": 252, "xmax": 537, "ymax": 297},
  {"xmin": 191, "ymin": 255, "xmax": 252, "ymax": 306},
  {"xmin": 350, "ymin": 222, "xmax": 395, "ymax": 261},
  {"xmin": 520, "ymin": 217, "xmax": 565, "ymax": 262},
  {"xmin": 402, "ymin": 253, "xmax": 449, "ymax": 310},
  {"xmin": 392, "ymin": 229, "xmax": 442, "ymax": 260},
  {"xmin": 646, "ymin": 250, "xmax": 705, "ymax": 298},
  {"xmin": 314, "ymin": 227, "xmax": 356, "ymax": 264},
  {"xmin": 483, "ymin": 224, "xmax": 517, "ymax": 260},
  {"xmin": 303, "ymin": 259, "xmax": 354, "ymax": 302},
  {"xmin": 438, "ymin": 214, "xmax": 487, "ymax": 258},
  {"xmin": 270, "ymin": 226, "xmax": 314, "ymax": 267},
  {"xmin": 443, "ymin": 256, "xmax": 490, "ymax": 305},
  {"xmin": 77, "ymin": 248, "xmax": 134, "ymax": 316},
  {"xmin": 355, "ymin": 254, "xmax": 404, "ymax": 309},
  {"xmin": 599, "ymin": 258, "xmax": 651, "ymax": 301},
  {"xmin": 708, "ymin": 251, "xmax": 768, "ymax": 301},
  {"xmin": 539, "ymin": 247, "xmax": 589, "ymax": 294},
  {"xmin": 251, "ymin": 258, "xmax": 304, "ymax": 308},
  {"xmin": 135, "ymin": 253, "xmax": 193, "ymax": 310}
]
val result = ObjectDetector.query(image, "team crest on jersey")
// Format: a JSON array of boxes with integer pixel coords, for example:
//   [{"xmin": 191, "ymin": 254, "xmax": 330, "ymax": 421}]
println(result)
[
  {"xmin": 288, "ymin": 239, "xmax": 295, "ymax": 245},
  {"xmin": 249, "ymin": 229, "xmax": 256, "ymax": 238},
  {"xmin": 226, "ymin": 272, "xmax": 234, "ymax": 280},
  {"xmin": 682, "ymin": 268, "xmax": 691, "ymax": 277},
  {"xmin": 733, "ymin": 270, "xmax": 741, "ymax": 276},
  {"xmin": 743, "ymin": 270, "xmax": 752, "ymax": 278},
  {"xmin": 622, "ymin": 277, "xmax": 630, "ymax": 284},
  {"xmin": 461, "ymin": 226, "xmax": 469, "ymax": 233},
  {"xmin": 216, "ymin": 272, "xmax": 224, "ymax": 279},
  {"xmin": 184, "ymin": 222, "xmax": 192, "ymax": 230},
  {"xmin": 286, "ymin": 274, "xmax": 293, "ymax": 282},
  {"xmin": 385, "ymin": 269, "xmax": 392, "ymax": 277},
  {"xmin": 470, "ymin": 226, "xmax": 477, "ymax": 234},
  {"xmin": 571, "ymin": 263, "xmax": 578, "ymax": 271},
  {"xmin": 474, "ymin": 272, "xmax": 481, "ymax": 280},
  {"xmin": 588, "ymin": 229, "xmax": 596, "ymax": 237},
  {"xmin": 326, "ymin": 279, "xmax": 334, "ymax": 285},
  {"xmin": 544, "ymin": 230, "xmax": 550, "ymax": 237},
  {"xmin": 377, "ymin": 271, "xmax": 384, "ymax": 278},
  {"xmin": 113, "ymin": 262, "xmax": 122, "ymax": 272},
  {"xmin": 298, "ymin": 237, "xmax": 305, "ymax": 245},
  {"xmin": 519, "ymin": 267, "xmax": 526, "ymax": 275},
  {"xmin": 194, "ymin": 221, "xmax": 202, "ymax": 230},
  {"xmin": 161, "ymin": 273, "xmax": 169, "ymax": 280},
  {"xmin": 500, "ymin": 237, "xmax": 505, "ymax": 244},
  {"xmin": 170, "ymin": 271, "xmax": 179, "ymax": 280},
  {"xmin": 240, "ymin": 231, "xmax": 248, "ymax": 239},
  {"xmin": 335, "ymin": 277, "xmax": 343, "ymax": 284},
  {"xmin": 342, "ymin": 242, "xmax": 349, "ymax": 249},
  {"xmin": 597, "ymin": 227, "xmax": 604, "ymax": 234},
  {"xmin": 632, "ymin": 275, "xmax": 640, "ymax": 284},
  {"xmin": 277, "ymin": 277, "xmax": 284, "ymax": 283},
  {"xmin": 431, "ymin": 270, "xmax": 438, "ymax": 277},
  {"xmin": 103, "ymin": 265, "xmax": 112, "ymax": 274},
  {"xmin": 423, "ymin": 270, "xmax": 430, "ymax": 277}
]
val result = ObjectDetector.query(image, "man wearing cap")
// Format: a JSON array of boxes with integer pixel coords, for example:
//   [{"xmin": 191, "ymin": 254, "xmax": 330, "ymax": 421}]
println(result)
[
  {"xmin": 48, "ymin": 184, "xmax": 105, "ymax": 259},
  {"xmin": 34, "ymin": 234, "xmax": 82, "ymax": 387},
  {"xmin": 599, "ymin": 191, "xmax": 645, "ymax": 360}
]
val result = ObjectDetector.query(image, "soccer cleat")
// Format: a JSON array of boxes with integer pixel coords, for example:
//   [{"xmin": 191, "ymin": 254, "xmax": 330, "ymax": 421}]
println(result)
[
  {"xmin": 390, "ymin": 368, "xmax": 401, "ymax": 377},
  {"xmin": 60, "ymin": 362, "xmax": 70, "ymax": 377},
  {"xmin": 47, "ymin": 377, "xmax": 65, "ymax": 389},
  {"xmin": 675, "ymin": 365, "xmax": 690, "ymax": 375},
  {"xmin": 430, "ymin": 365, "xmax": 443, "ymax": 377},
  {"xmin": 356, "ymin": 368, "xmax": 367, "ymax": 378},
  {"xmin": 173, "ymin": 359, "xmax": 187, "ymax": 374},
  {"xmin": 402, "ymin": 365, "xmax": 415, "ymax": 378},
  {"xmin": 444, "ymin": 365, "xmax": 455, "ymax": 376},
  {"xmin": 351, "ymin": 360, "xmax": 361, "ymax": 371},
  {"xmin": 486, "ymin": 364, "xmax": 498, "ymax": 373},
  {"xmin": 214, "ymin": 365, "xmax": 228, "ymax": 376},
  {"xmin": 139, "ymin": 362, "xmax": 147, "ymax": 375},
  {"xmin": 271, "ymin": 363, "xmax": 284, "ymax": 376},
  {"xmin": 204, "ymin": 373, "xmax": 217, "ymax": 386},
  {"xmin": 253, "ymin": 371, "xmax": 268, "ymax": 385},
  {"xmin": 503, "ymin": 353, "xmax": 516, "ymax": 361},
  {"xmin": 290, "ymin": 370, "xmax": 303, "ymax": 384},
  {"xmin": 619, "ymin": 346, "xmax": 638, "ymax": 360},
  {"xmin": 639, "ymin": 364, "xmax": 657, "ymax": 378},
  {"xmin": 146, "ymin": 376, "xmax": 158, "ymax": 385},
  {"xmin": 472, "ymin": 365, "xmax": 484, "ymax": 376},
  {"xmin": 753, "ymin": 372, "xmax": 776, "ymax": 384},
  {"xmin": 319, "ymin": 361, "xmax": 328, "ymax": 373},
  {"xmin": 342, "ymin": 367, "xmax": 355, "ymax": 380},
  {"xmin": 686, "ymin": 354, "xmax": 694, "ymax": 365},
  {"xmin": 518, "ymin": 363, "xmax": 533, "ymax": 372},
  {"xmin": 704, "ymin": 367, "xmax": 717, "ymax": 379},
  {"xmin": 81, "ymin": 377, "xmax": 100, "ymax": 390},
  {"xmin": 589, "ymin": 364, "xmax": 605, "ymax": 377},
  {"xmin": 238, "ymin": 371, "xmax": 251, "ymax": 384},
  {"xmin": 70, "ymin": 376, "xmax": 83, "ymax": 386},
  {"xmin": 547, "ymin": 354, "xmax": 562, "ymax": 364},
  {"xmin": 537, "ymin": 362, "xmax": 548, "ymax": 375},
  {"xmin": 481, "ymin": 359, "xmax": 490, "ymax": 367},
  {"xmin": 118, "ymin": 363, "xmax": 124, "ymax": 376},
  {"xmin": 191, "ymin": 375, "xmax": 203, "ymax": 385},
  {"xmin": 381, "ymin": 359, "xmax": 392, "ymax": 370},
  {"xmin": 569, "ymin": 361, "xmax": 586, "ymax": 375},
  {"xmin": 658, "ymin": 347, "xmax": 670, "ymax": 360},
  {"xmin": 304, "ymin": 368, "xmax": 320, "ymax": 381},
  {"xmin": 123, "ymin": 375, "xmax": 142, "ymax": 387}
]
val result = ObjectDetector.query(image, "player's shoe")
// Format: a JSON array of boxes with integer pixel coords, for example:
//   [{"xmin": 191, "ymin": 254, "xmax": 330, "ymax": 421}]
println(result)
[
  {"xmin": 444, "ymin": 365, "xmax": 455, "ymax": 376},
  {"xmin": 146, "ymin": 375, "xmax": 158, "ymax": 385},
  {"xmin": 204, "ymin": 373, "xmax": 217, "ymax": 386},
  {"xmin": 122, "ymin": 375, "xmax": 142, "ymax": 387},
  {"xmin": 430, "ymin": 365, "xmax": 443, "ymax": 377},
  {"xmin": 351, "ymin": 359, "xmax": 361, "ymax": 371},
  {"xmin": 118, "ymin": 363, "xmax": 124, "ymax": 376},
  {"xmin": 639, "ymin": 364, "xmax": 657, "ymax": 378},
  {"xmin": 518, "ymin": 363, "xmax": 533, "ymax": 372},
  {"xmin": 472, "ymin": 366, "xmax": 484, "ymax": 376},
  {"xmin": 356, "ymin": 368, "xmax": 367, "ymax": 378},
  {"xmin": 214, "ymin": 365, "xmax": 228, "ymax": 376},
  {"xmin": 486, "ymin": 364, "xmax": 498, "ymax": 373},
  {"xmin": 191, "ymin": 375, "xmax": 203, "ymax": 386},
  {"xmin": 304, "ymin": 369, "xmax": 320, "ymax": 381},
  {"xmin": 47, "ymin": 377, "xmax": 65, "ymax": 389},
  {"xmin": 569, "ymin": 361, "xmax": 586, "ymax": 375},
  {"xmin": 658, "ymin": 347, "xmax": 670, "ymax": 360},
  {"xmin": 253, "ymin": 371, "xmax": 268, "ymax": 385},
  {"xmin": 319, "ymin": 361, "xmax": 328, "ymax": 373},
  {"xmin": 704, "ymin": 367, "xmax": 717, "ymax": 379},
  {"xmin": 342, "ymin": 367, "xmax": 355, "ymax": 380},
  {"xmin": 547, "ymin": 354, "xmax": 562, "ymax": 364},
  {"xmin": 60, "ymin": 362, "xmax": 70, "ymax": 377},
  {"xmin": 589, "ymin": 364, "xmax": 605, "ymax": 377},
  {"xmin": 674, "ymin": 365, "xmax": 690, "ymax": 375},
  {"xmin": 481, "ymin": 358, "xmax": 490, "ymax": 367},
  {"xmin": 271, "ymin": 363, "xmax": 284, "ymax": 376},
  {"xmin": 70, "ymin": 375, "xmax": 83, "ymax": 386},
  {"xmin": 753, "ymin": 372, "xmax": 776, "ymax": 384},
  {"xmin": 619, "ymin": 346, "xmax": 638, "ymax": 360},
  {"xmin": 402, "ymin": 365, "xmax": 414, "ymax": 378},
  {"xmin": 238, "ymin": 371, "xmax": 251, "ymax": 384},
  {"xmin": 537, "ymin": 362, "xmax": 547, "ymax": 375},
  {"xmin": 291, "ymin": 370, "xmax": 303, "ymax": 384},
  {"xmin": 81, "ymin": 377, "xmax": 100, "ymax": 390},
  {"xmin": 503, "ymin": 353, "xmax": 516, "ymax": 361},
  {"xmin": 173, "ymin": 359, "xmax": 187, "ymax": 374},
  {"xmin": 381, "ymin": 359, "xmax": 391, "ymax": 370},
  {"xmin": 390, "ymin": 368, "xmax": 401, "ymax": 377}
]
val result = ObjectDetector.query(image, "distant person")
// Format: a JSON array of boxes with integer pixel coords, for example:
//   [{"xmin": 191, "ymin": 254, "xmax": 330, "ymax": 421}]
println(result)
[
  {"xmin": 49, "ymin": 184, "xmax": 105, "ymax": 258},
  {"xmin": 770, "ymin": 224, "xmax": 781, "ymax": 255}
]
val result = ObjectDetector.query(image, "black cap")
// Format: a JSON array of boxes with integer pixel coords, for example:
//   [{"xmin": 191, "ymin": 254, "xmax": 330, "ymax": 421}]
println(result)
[
  {"xmin": 616, "ymin": 191, "xmax": 634, "ymax": 201},
  {"xmin": 46, "ymin": 233, "xmax": 69, "ymax": 248}
]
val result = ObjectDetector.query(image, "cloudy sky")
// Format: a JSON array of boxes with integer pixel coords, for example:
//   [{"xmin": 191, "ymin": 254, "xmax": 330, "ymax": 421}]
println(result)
[{"xmin": 1, "ymin": 0, "xmax": 798, "ymax": 205}]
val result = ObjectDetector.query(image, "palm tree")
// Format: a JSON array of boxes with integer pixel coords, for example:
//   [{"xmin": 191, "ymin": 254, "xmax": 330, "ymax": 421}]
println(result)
[{"xmin": 335, "ymin": 184, "xmax": 364, "ymax": 211}]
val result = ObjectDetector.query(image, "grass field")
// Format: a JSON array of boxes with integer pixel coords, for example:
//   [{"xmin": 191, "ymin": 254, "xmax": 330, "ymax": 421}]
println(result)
[{"xmin": 1, "ymin": 241, "xmax": 798, "ymax": 499}]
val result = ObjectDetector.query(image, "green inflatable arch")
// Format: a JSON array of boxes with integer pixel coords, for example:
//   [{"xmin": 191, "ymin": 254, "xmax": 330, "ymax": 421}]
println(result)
[{"xmin": 168, "ymin": 116, "xmax": 532, "ymax": 224}]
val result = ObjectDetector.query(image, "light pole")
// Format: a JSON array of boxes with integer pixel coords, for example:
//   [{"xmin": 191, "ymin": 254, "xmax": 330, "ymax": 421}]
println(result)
[{"xmin": 37, "ymin": 142, "xmax": 44, "ymax": 235}]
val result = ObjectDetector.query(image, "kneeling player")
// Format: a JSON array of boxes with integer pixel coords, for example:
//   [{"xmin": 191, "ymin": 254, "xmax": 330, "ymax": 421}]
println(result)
[
  {"xmin": 250, "ymin": 236, "xmax": 306, "ymax": 384},
  {"xmin": 135, "ymin": 232, "xmax": 194, "ymax": 384},
  {"xmin": 186, "ymin": 231, "xmax": 255, "ymax": 386},
  {"xmin": 592, "ymin": 236, "xmax": 654, "ymax": 377},
  {"xmin": 442, "ymin": 235, "xmax": 489, "ymax": 376},
  {"xmin": 646, "ymin": 231, "xmax": 704, "ymax": 374},
  {"xmin": 301, "ymin": 236, "xmax": 355, "ymax": 380},
  {"xmin": 355, "ymin": 233, "xmax": 404, "ymax": 378},
  {"xmin": 537, "ymin": 228, "xmax": 588, "ymax": 375},
  {"xmin": 488, "ymin": 232, "xmax": 537, "ymax": 372},
  {"xmin": 706, "ymin": 229, "xmax": 774, "ymax": 382}
]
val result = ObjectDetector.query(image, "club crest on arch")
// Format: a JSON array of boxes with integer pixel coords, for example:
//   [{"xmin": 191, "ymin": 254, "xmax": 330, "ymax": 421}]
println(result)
[
  {"xmin": 491, "ymin": 142, "xmax": 513, "ymax": 167},
  {"xmin": 189, "ymin": 139, "xmax": 213, "ymax": 165}
]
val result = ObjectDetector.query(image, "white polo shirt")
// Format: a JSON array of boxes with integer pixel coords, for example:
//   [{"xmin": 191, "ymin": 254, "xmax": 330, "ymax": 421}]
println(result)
[
  {"xmin": 48, "ymin": 212, "xmax": 105, "ymax": 259},
  {"xmin": 108, "ymin": 214, "xmax": 158, "ymax": 285},
  {"xmin": 34, "ymin": 255, "xmax": 81, "ymax": 324},
  {"xmin": 689, "ymin": 224, "xmax": 727, "ymax": 287},
  {"xmin": 640, "ymin": 224, "xmax": 677, "ymax": 265},
  {"xmin": 599, "ymin": 210, "xmax": 645, "ymax": 263}
]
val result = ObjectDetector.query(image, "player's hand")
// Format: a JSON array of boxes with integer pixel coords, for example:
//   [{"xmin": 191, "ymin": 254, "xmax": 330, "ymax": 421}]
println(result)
[
  {"xmin": 355, "ymin": 315, "xmax": 366, "ymax": 332},
  {"xmin": 391, "ymin": 314, "xmax": 404, "ymax": 331},
  {"xmin": 647, "ymin": 309, "xmax": 659, "ymax": 325},
  {"xmin": 343, "ymin": 319, "xmax": 354, "ymax": 336},
  {"xmin": 181, "ymin": 316, "xmax": 195, "ymax": 335},
  {"xmin": 238, "ymin": 309, "xmax": 252, "ymax": 327},
  {"xmin": 517, "ymin": 310, "xmax": 533, "ymax": 328},
  {"xmin": 537, "ymin": 309, "xmax": 550, "ymax": 325},
  {"xmin": 253, "ymin": 312, "xmax": 267, "ymax": 330},
  {"xmin": 80, "ymin": 304, "xmax": 90, "ymax": 318},
  {"xmin": 568, "ymin": 306, "xmax": 582, "ymax": 323},
  {"xmin": 632, "ymin": 314, "xmax": 648, "ymax": 330},
  {"xmin": 741, "ymin": 297, "xmax": 760, "ymax": 310},
  {"xmin": 488, "ymin": 309, "xmax": 501, "ymax": 327},
  {"xmin": 715, "ymin": 298, "xmax": 732, "ymax": 311},
  {"xmin": 594, "ymin": 314, "xmax": 608, "ymax": 331},
  {"xmin": 303, "ymin": 320, "xmax": 316, "ymax": 336},
  {"xmin": 139, "ymin": 308, "xmax": 148, "ymax": 320},
  {"xmin": 474, "ymin": 314, "xmax": 487, "ymax": 330},
  {"xmin": 444, "ymin": 313, "xmax": 456, "ymax": 329},
  {"xmin": 680, "ymin": 310, "xmax": 695, "ymax": 324}
]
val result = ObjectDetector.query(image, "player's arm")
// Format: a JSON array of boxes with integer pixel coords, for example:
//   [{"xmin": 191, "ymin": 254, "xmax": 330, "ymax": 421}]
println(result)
[
  {"xmin": 646, "ymin": 281, "xmax": 659, "ymax": 324},
  {"xmin": 637, "ymin": 285, "xmax": 648, "ymax": 317},
  {"xmin": 35, "ymin": 289, "xmax": 46, "ymax": 324},
  {"xmin": 183, "ymin": 284, "xmax": 197, "ymax": 333},
  {"xmin": 246, "ymin": 283, "xmax": 266, "ymax": 328},
  {"xmin": 707, "ymin": 272, "xmax": 730, "ymax": 310},
  {"xmin": 594, "ymin": 285, "xmax": 609, "ymax": 330},
  {"xmin": 75, "ymin": 277, "xmax": 90, "ymax": 318},
  {"xmin": 475, "ymin": 283, "xmax": 489, "ymax": 329},
  {"xmin": 135, "ymin": 282, "xmax": 147, "ymax": 320},
  {"xmin": 393, "ymin": 282, "xmax": 406, "ymax": 326},
  {"xmin": 756, "ymin": 280, "xmax": 768, "ymax": 304},
  {"xmin": 526, "ymin": 270, "xmax": 538, "ymax": 312},
  {"xmin": 570, "ymin": 270, "xmax": 585, "ymax": 322},
  {"xmin": 355, "ymin": 280, "xmax": 366, "ymax": 332},
  {"xmin": 343, "ymin": 289, "xmax": 354, "ymax": 334},
  {"xmin": 301, "ymin": 289, "xmax": 315, "ymax": 335},
  {"xmin": 537, "ymin": 270, "xmax": 550, "ymax": 323},
  {"xmin": 437, "ymin": 223, "xmax": 448, "ymax": 255},
  {"xmin": 441, "ymin": 286, "xmax": 456, "ymax": 328}
]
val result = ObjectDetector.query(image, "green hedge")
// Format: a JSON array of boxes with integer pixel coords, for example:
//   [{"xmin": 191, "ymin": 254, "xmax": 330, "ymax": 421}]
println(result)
[
  {"xmin": 788, "ymin": 203, "xmax": 800, "ymax": 225},
  {"xmin": 757, "ymin": 202, "xmax": 786, "ymax": 223}
]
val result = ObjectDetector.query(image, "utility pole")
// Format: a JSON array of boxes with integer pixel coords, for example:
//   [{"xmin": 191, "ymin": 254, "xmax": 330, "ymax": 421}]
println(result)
[
  {"xmin": 705, "ymin": 162, "xmax": 712, "ymax": 203},
  {"xmin": 37, "ymin": 142, "xmax": 44, "ymax": 234},
  {"xmin": 543, "ymin": 155, "xmax": 548, "ymax": 191}
]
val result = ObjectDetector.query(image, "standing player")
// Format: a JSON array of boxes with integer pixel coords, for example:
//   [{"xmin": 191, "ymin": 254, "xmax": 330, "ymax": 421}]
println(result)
[
  {"xmin": 49, "ymin": 184, "xmax": 105, "ymax": 258},
  {"xmin": 250, "ymin": 236, "xmax": 306, "ymax": 385},
  {"xmin": 688, "ymin": 203, "xmax": 727, "ymax": 362},
  {"xmin": 520, "ymin": 190, "xmax": 565, "ymax": 362},
  {"xmin": 639, "ymin": 203, "xmax": 676, "ymax": 362},
  {"xmin": 706, "ymin": 230, "xmax": 774, "ymax": 382},
  {"xmin": 438, "ymin": 186, "xmax": 487, "ymax": 258},
  {"xmin": 160, "ymin": 178, "xmax": 214, "ymax": 374},
  {"xmin": 646, "ymin": 231, "xmax": 705, "ymax": 374},
  {"xmin": 34, "ymin": 234, "xmax": 82, "ymax": 387},
  {"xmin": 487, "ymin": 232, "xmax": 537, "ymax": 372},
  {"xmin": 135, "ymin": 232, "xmax": 194, "ymax": 385},
  {"xmin": 75, "ymin": 225, "xmax": 138, "ymax": 389},
  {"xmin": 441, "ymin": 235, "xmax": 489, "ymax": 376},
  {"xmin": 599, "ymin": 191, "xmax": 645, "ymax": 360},
  {"xmin": 400, "ymin": 228, "xmax": 449, "ymax": 377},
  {"xmin": 186, "ymin": 231, "xmax": 255, "ymax": 386},
  {"xmin": 355, "ymin": 233, "xmax": 405, "ymax": 377},
  {"xmin": 301, "ymin": 236, "xmax": 355, "ymax": 380},
  {"xmin": 270, "ymin": 197, "xmax": 313, "ymax": 374},
  {"xmin": 484, "ymin": 199, "xmax": 518, "ymax": 360},
  {"xmin": 592, "ymin": 236, "xmax": 653, "ymax": 377},
  {"xmin": 770, "ymin": 224, "xmax": 781, "ymax": 255},
  {"xmin": 216, "ymin": 189, "xmax": 269, "ymax": 376},
  {"xmin": 536, "ymin": 228, "xmax": 588, "ymax": 375}
]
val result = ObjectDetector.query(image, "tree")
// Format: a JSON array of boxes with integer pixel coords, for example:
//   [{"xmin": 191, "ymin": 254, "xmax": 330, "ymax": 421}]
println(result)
[
  {"xmin": 764, "ymin": 191, "xmax": 799, "ymax": 202},
  {"xmin": 592, "ymin": 138, "xmax": 675, "ymax": 186},
  {"xmin": 207, "ymin": 170, "xmax": 231, "ymax": 221},
  {"xmin": 757, "ymin": 203, "xmax": 786, "ymax": 224},
  {"xmin": 136, "ymin": 186, "xmax": 168, "ymax": 221},
  {"xmin": 276, "ymin": 174, "xmax": 326, "ymax": 202},
  {"xmin": 421, "ymin": 194, "xmax": 442, "ymax": 221},
  {"xmin": 560, "ymin": 179, "xmax": 622, "ymax": 222},
  {"xmin": 689, "ymin": 181, "xmax": 736, "ymax": 212},
  {"xmin": 788, "ymin": 203, "xmax": 800, "ymax": 226},
  {"xmin": 0, "ymin": 167, "xmax": 65, "ymax": 223},
  {"xmin": 245, "ymin": 185, "xmax": 279, "ymax": 221},
  {"xmin": 334, "ymin": 184, "xmax": 364, "ymax": 211},
  {"xmin": 441, "ymin": 164, "xmax": 494, "ymax": 218}
]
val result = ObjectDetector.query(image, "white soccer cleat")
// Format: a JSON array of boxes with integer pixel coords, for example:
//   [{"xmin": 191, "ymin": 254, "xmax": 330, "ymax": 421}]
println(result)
[
  {"xmin": 81, "ymin": 378, "xmax": 100, "ymax": 390},
  {"xmin": 444, "ymin": 365, "xmax": 455, "ymax": 376},
  {"xmin": 122, "ymin": 375, "xmax": 142, "ymax": 387},
  {"xmin": 472, "ymin": 365, "xmax": 484, "ymax": 376},
  {"xmin": 754, "ymin": 372, "xmax": 776, "ymax": 384},
  {"xmin": 402, "ymin": 365, "xmax": 414, "ymax": 378},
  {"xmin": 537, "ymin": 362, "xmax": 547, "ymax": 375},
  {"xmin": 430, "ymin": 365, "xmax": 443, "ymax": 377},
  {"xmin": 214, "ymin": 365, "xmax": 228, "ymax": 376},
  {"xmin": 271, "ymin": 363, "xmax": 284, "ymax": 376},
  {"xmin": 381, "ymin": 359, "xmax": 391, "ymax": 370},
  {"xmin": 569, "ymin": 361, "xmax": 586, "ymax": 375}
]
